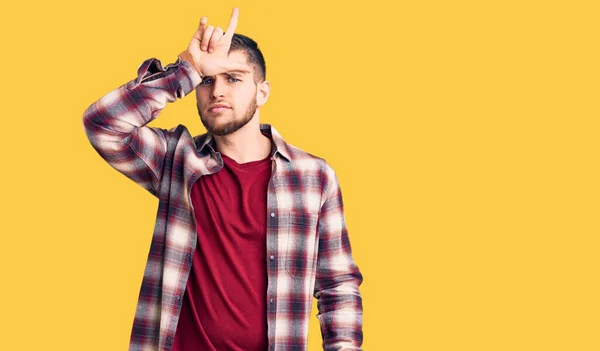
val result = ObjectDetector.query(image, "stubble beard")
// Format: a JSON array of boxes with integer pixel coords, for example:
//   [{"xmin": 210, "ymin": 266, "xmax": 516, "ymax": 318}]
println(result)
[{"xmin": 198, "ymin": 96, "xmax": 258, "ymax": 137}]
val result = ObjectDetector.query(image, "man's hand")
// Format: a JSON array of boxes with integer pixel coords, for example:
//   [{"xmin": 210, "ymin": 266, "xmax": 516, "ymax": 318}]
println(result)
[{"xmin": 184, "ymin": 7, "xmax": 242, "ymax": 78}]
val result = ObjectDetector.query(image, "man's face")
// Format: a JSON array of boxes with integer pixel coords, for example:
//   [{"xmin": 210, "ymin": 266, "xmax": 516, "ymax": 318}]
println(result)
[{"xmin": 195, "ymin": 50, "xmax": 260, "ymax": 136}]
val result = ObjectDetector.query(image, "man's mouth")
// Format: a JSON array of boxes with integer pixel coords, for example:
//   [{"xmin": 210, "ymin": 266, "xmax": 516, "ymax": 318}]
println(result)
[{"xmin": 209, "ymin": 107, "xmax": 230, "ymax": 113}]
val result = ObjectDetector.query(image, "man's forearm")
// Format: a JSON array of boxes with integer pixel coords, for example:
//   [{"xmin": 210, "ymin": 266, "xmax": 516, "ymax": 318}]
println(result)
[
  {"xmin": 82, "ymin": 54, "xmax": 201, "ymax": 137},
  {"xmin": 315, "ymin": 276, "xmax": 364, "ymax": 350}
]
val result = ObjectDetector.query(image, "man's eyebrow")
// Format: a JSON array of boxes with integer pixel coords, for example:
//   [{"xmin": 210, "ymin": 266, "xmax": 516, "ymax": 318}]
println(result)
[
  {"xmin": 202, "ymin": 70, "xmax": 252, "ymax": 79},
  {"xmin": 225, "ymin": 69, "xmax": 252, "ymax": 75}
]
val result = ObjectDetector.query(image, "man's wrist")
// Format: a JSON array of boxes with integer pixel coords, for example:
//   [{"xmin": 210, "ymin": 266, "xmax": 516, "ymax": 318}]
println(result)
[{"xmin": 178, "ymin": 50, "xmax": 203, "ymax": 78}]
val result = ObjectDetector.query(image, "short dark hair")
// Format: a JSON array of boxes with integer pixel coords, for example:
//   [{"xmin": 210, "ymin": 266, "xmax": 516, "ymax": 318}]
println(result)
[{"xmin": 229, "ymin": 33, "xmax": 266, "ymax": 83}]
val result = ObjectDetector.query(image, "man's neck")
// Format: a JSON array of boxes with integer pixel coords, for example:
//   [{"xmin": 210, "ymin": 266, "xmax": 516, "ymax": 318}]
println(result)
[{"xmin": 213, "ymin": 118, "xmax": 272, "ymax": 164}]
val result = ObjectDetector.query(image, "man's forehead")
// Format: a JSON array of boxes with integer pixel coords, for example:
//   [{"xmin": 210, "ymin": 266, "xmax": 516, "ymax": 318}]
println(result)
[{"xmin": 208, "ymin": 52, "xmax": 254, "ymax": 76}]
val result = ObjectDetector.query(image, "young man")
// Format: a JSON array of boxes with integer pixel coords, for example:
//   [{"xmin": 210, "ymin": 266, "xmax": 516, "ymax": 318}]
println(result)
[{"xmin": 82, "ymin": 7, "xmax": 363, "ymax": 351}]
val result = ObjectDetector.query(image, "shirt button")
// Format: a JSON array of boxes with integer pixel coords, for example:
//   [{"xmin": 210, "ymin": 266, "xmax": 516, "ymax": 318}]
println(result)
[
  {"xmin": 269, "ymin": 255, "xmax": 275, "ymax": 261},
  {"xmin": 176, "ymin": 295, "xmax": 181, "ymax": 300},
  {"xmin": 269, "ymin": 298, "xmax": 274, "ymax": 304},
  {"xmin": 270, "ymin": 212, "xmax": 275, "ymax": 218}
]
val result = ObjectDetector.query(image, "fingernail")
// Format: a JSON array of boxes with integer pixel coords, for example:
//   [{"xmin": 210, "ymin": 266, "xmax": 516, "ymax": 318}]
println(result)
[{"xmin": 209, "ymin": 48, "xmax": 213, "ymax": 53}]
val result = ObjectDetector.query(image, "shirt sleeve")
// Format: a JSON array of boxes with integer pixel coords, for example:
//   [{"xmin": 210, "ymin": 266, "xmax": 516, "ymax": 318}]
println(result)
[
  {"xmin": 81, "ymin": 56, "xmax": 202, "ymax": 197},
  {"xmin": 313, "ymin": 163, "xmax": 364, "ymax": 350}
]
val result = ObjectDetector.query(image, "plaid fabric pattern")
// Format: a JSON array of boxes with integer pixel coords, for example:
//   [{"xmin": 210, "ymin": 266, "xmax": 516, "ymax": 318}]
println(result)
[{"xmin": 82, "ymin": 56, "xmax": 364, "ymax": 351}]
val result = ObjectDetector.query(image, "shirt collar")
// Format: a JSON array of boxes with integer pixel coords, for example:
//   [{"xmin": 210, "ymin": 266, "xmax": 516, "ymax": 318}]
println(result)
[{"xmin": 197, "ymin": 123, "xmax": 292, "ymax": 162}]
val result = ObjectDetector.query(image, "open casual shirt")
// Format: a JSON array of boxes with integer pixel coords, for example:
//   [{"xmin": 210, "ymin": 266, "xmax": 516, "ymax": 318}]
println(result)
[{"xmin": 82, "ymin": 55, "xmax": 364, "ymax": 351}]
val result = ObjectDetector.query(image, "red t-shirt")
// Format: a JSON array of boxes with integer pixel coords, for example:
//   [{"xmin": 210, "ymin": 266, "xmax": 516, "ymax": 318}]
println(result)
[{"xmin": 171, "ymin": 146, "xmax": 272, "ymax": 351}]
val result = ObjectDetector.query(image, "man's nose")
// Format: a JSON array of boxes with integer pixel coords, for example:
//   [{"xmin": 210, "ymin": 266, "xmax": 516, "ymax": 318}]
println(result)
[{"xmin": 211, "ymin": 78, "xmax": 226, "ymax": 99}]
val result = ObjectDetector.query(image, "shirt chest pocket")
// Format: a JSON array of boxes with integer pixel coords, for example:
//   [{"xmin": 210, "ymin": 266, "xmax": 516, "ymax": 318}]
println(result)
[{"xmin": 285, "ymin": 212, "xmax": 319, "ymax": 278}]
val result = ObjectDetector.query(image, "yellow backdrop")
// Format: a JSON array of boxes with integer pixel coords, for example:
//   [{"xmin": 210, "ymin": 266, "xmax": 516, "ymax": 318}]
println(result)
[{"xmin": 1, "ymin": 0, "xmax": 599, "ymax": 350}]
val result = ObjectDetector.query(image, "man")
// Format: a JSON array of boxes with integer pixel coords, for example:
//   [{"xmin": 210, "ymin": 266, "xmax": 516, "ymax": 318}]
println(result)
[{"xmin": 82, "ymin": 7, "xmax": 363, "ymax": 351}]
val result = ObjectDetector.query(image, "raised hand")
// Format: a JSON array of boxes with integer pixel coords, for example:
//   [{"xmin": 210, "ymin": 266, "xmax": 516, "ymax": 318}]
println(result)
[{"xmin": 185, "ymin": 7, "xmax": 242, "ymax": 78}]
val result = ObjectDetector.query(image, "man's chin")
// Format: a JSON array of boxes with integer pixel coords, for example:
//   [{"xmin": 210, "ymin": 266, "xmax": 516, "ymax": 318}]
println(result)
[
  {"xmin": 205, "ymin": 122, "xmax": 235, "ymax": 136},
  {"xmin": 201, "ymin": 117, "xmax": 229, "ymax": 132}
]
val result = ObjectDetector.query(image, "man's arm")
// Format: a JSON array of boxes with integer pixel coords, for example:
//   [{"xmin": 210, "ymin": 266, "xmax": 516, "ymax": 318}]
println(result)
[
  {"xmin": 82, "ymin": 8, "xmax": 240, "ymax": 197},
  {"xmin": 81, "ymin": 56, "xmax": 202, "ymax": 197},
  {"xmin": 314, "ymin": 164, "xmax": 364, "ymax": 351}
]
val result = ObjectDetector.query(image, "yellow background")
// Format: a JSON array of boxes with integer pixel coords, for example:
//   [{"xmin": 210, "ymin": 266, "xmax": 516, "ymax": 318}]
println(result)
[{"xmin": 1, "ymin": 0, "xmax": 599, "ymax": 350}]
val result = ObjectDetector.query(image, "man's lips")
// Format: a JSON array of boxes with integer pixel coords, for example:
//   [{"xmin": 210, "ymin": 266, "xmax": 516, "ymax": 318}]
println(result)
[
  {"xmin": 209, "ymin": 107, "xmax": 230, "ymax": 113},
  {"xmin": 208, "ymin": 104, "xmax": 231, "ymax": 113}
]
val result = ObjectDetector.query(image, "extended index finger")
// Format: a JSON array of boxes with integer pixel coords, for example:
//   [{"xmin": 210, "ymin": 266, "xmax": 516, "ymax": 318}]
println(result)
[{"xmin": 223, "ymin": 7, "xmax": 239, "ymax": 40}]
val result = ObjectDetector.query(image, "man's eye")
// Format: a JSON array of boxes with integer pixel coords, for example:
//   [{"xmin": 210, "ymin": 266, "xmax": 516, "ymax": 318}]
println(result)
[
  {"xmin": 200, "ymin": 78, "xmax": 213, "ymax": 85},
  {"xmin": 229, "ymin": 77, "xmax": 240, "ymax": 82}
]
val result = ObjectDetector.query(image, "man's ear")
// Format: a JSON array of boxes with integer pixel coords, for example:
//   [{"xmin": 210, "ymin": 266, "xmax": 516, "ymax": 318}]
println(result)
[{"xmin": 256, "ymin": 80, "xmax": 271, "ymax": 107}]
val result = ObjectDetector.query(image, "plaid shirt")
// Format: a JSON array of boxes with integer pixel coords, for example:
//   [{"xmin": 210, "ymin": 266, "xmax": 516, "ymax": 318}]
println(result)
[{"xmin": 82, "ymin": 55, "xmax": 364, "ymax": 351}]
